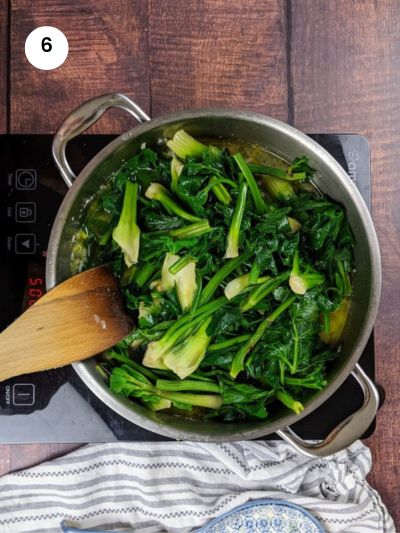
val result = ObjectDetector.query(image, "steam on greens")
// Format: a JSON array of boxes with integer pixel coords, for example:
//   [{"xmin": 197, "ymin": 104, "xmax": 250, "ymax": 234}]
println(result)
[{"xmin": 73, "ymin": 130, "xmax": 354, "ymax": 422}]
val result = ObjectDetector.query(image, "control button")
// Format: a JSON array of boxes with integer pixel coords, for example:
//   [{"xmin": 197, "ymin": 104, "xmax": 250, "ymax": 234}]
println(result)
[
  {"xmin": 15, "ymin": 202, "xmax": 37, "ymax": 223},
  {"xmin": 12, "ymin": 383, "xmax": 35, "ymax": 406},
  {"xmin": 15, "ymin": 233, "xmax": 36, "ymax": 254},
  {"xmin": 15, "ymin": 169, "xmax": 37, "ymax": 190}
]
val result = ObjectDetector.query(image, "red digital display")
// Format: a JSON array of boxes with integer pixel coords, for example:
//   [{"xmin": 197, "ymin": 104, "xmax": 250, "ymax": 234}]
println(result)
[{"xmin": 27, "ymin": 277, "xmax": 44, "ymax": 306}]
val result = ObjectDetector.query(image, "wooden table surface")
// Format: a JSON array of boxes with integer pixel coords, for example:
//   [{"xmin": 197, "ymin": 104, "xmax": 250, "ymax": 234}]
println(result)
[{"xmin": 1, "ymin": 0, "xmax": 399, "ymax": 527}]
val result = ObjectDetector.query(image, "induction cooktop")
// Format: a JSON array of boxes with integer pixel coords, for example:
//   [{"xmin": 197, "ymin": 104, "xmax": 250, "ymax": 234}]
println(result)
[{"xmin": 0, "ymin": 133, "xmax": 379, "ymax": 442}]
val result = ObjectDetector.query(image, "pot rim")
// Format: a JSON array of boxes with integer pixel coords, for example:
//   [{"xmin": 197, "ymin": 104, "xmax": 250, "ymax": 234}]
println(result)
[{"xmin": 46, "ymin": 107, "xmax": 381, "ymax": 441}]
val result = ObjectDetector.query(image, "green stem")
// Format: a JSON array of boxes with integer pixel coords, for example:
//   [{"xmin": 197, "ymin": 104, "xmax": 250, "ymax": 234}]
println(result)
[
  {"xmin": 284, "ymin": 377, "xmax": 326, "ymax": 390},
  {"xmin": 233, "ymin": 153, "xmax": 266, "ymax": 214},
  {"xmin": 130, "ymin": 182, "xmax": 138, "ymax": 221},
  {"xmin": 209, "ymin": 177, "xmax": 233, "ymax": 205},
  {"xmin": 156, "ymin": 390, "xmax": 222, "ymax": 409},
  {"xmin": 151, "ymin": 320, "xmax": 176, "ymax": 332},
  {"xmin": 257, "ymin": 275, "xmax": 271, "ymax": 283},
  {"xmin": 208, "ymin": 334, "xmax": 252, "ymax": 352},
  {"xmin": 122, "ymin": 368, "xmax": 222, "ymax": 409},
  {"xmin": 230, "ymin": 296, "xmax": 296, "ymax": 379},
  {"xmin": 249, "ymin": 262, "xmax": 261, "ymax": 284},
  {"xmin": 200, "ymin": 252, "xmax": 252, "ymax": 305},
  {"xmin": 171, "ymin": 156, "xmax": 183, "ymax": 194},
  {"xmin": 156, "ymin": 379, "xmax": 220, "ymax": 394},
  {"xmin": 241, "ymin": 272, "xmax": 289, "ymax": 312},
  {"xmin": 120, "ymin": 265, "xmax": 138, "ymax": 287},
  {"xmin": 262, "ymin": 175, "xmax": 295, "ymax": 200},
  {"xmin": 112, "ymin": 181, "xmax": 140, "ymax": 266},
  {"xmin": 164, "ymin": 296, "xmax": 227, "ymax": 341},
  {"xmin": 169, "ymin": 220, "xmax": 212, "ymax": 239},
  {"xmin": 167, "ymin": 130, "xmax": 208, "ymax": 159},
  {"xmin": 138, "ymin": 196, "xmax": 153, "ymax": 207},
  {"xmin": 279, "ymin": 360, "xmax": 285, "ymax": 385},
  {"xmin": 145, "ymin": 183, "xmax": 201, "ymax": 222},
  {"xmin": 290, "ymin": 250, "xmax": 325, "ymax": 295},
  {"xmin": 322, "ymin": 311, "xmax": 331, "ymax": 334},
  {"xmin": 189, "ymin": 372, "xmax": 214, "ymax": 382},
  {"xmin": 292, "ymin": 249, "xmax": 300, "ymax": 275},
  {"xmin": 96, "ymin": 364, "xmax": 109, "ymax": 380},
  {"xmin": 203, "ymin": 177, "xmax": 237, "ymax": 193},
  {"xmin": 224, "ymin": 181, "xmax": 247, "ymax": 258},
  {"xmin": 337, "ymin": 259, "xmax": 352, "ymax": 296},
  {"xmin": 164, "ymin": 313, "xmax": 210, "ymax": 348},
  {"xmin": 249, "ymin": 164, "xmax": 307, "ymax": 181},
  {"xmin": 169, "ymin": 255, "xmax": 197, "ymax": 275},
  {"xmin": 275, "ymin": 389, "xmax": 304, "ymax": 414},
  {"xmin": 99, "ymin": 227, "xmax": 113, "ymax": 246},
  {"xmin": 291, "ymin": 319, "xmax": 299, "ymax": 374},
  {"xmin": 135, "ymin": 263, "xmax": 156, "ymax": 287},
  {"xmin": 191, "ymin": 274, "xmax": 203, "ymax": 313},
  {"xmin": 107, "ymin": 351, "xmax": 158, "ymax": 381}
]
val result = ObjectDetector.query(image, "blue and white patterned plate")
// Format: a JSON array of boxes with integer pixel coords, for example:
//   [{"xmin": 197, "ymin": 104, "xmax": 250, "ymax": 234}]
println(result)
[
  {"xmin": 196, "ymin": 499, "xmax": 324, "ymax": 533},
  {"xmin": 61, "ymin": 498, "xmax": 324, "ymax": 533}
]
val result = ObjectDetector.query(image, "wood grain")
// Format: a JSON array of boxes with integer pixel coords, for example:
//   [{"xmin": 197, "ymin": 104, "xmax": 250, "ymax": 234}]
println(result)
[
  {"xmin": 0, "ymin": 445, "xmax": 11, "ymax": 477},
  {"xmin": 291, "ymin": 0, "xmax": 400, "ymax": 525},
  {"xmin": 10, "ymin": 0, "xmax": 150, "ymax": 133},
  {"xmin": 9, "ymin": 444, "xmax": 81, "ymax": 473},
  {"xmin": 0, "ymin": 267, "xmax": 132, "ymax": 381},
  {"xmin": 0, "ymin": 0, "xmax": 8, "ymax": 132},
  {"xmin": 0, "ymin": 445, "xmax": 82, "ymax": 477},
  {"xmin": 0, "ymin": 1, "xmax": 398, "ymax": 527},
  {"xmin": 149, "ymin": 0, "xmax": 288, "ymax": 120}
]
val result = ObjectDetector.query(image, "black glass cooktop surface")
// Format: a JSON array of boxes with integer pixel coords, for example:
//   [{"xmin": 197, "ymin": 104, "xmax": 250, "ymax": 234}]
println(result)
[{"xmin": 0, "ymin": 133, "xmax": 378, "ymax": 442}]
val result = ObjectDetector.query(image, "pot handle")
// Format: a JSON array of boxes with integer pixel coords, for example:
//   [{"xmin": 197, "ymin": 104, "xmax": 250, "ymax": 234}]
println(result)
[
  {"xmin": 52, "ymin": 93, "xmax": 150, "ymax": 187},
  {"xmin": 276, "ymin": 363, "xmax": 379, "ymax": 457}
]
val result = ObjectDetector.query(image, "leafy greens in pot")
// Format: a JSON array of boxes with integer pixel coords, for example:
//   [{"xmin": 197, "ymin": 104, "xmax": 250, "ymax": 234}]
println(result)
[{"xmin": 72, "ymin": 130, "xmax": 354, "ymax": 421}]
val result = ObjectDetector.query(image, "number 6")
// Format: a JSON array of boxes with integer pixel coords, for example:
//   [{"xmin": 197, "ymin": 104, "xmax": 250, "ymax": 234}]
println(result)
[{"xmin": 41, "ymin": 37, "xmax": 52, "ymax": 52}]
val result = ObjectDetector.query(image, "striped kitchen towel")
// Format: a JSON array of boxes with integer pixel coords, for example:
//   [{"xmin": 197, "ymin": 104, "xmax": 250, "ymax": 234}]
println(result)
[{"xmin": 0, "ymin": 440, "xmax": 394, "ymax": 533}]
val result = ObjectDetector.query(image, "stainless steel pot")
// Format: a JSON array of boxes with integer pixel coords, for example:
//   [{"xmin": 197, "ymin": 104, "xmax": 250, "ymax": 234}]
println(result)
[{"xmin": 47, "ymin": 93, "xmax": 381, "ymax": 456}]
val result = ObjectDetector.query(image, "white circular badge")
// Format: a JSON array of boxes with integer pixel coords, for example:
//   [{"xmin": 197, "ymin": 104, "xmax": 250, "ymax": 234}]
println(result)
[{"xmin": 25, "ymin": 26, "xmax": 68, "ymax": 70}]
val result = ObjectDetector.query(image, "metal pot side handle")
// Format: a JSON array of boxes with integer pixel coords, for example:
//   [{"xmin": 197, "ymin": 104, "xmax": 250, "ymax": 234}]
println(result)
[
  {"xmin": 52, "ymin": 93, "xmax": 150, "ymax": 188},
  {"xmin": 277, "ymin": 364, "xmax": 380, "ymax": 458}
]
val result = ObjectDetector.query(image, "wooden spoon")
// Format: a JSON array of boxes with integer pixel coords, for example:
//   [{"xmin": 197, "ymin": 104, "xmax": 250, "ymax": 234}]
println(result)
[{"xmin": 0, "ymin": 266, "xmax": 133, "ymax": 381}]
